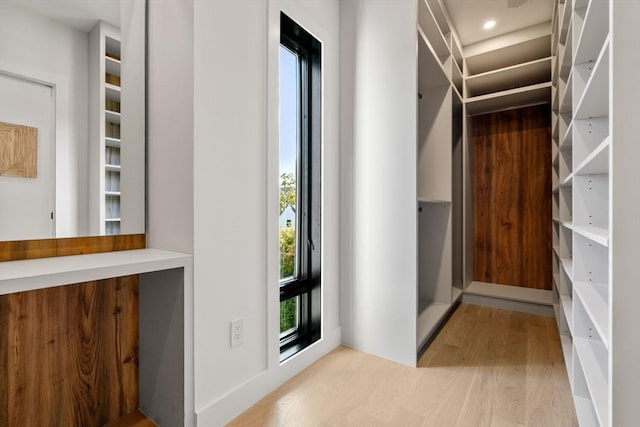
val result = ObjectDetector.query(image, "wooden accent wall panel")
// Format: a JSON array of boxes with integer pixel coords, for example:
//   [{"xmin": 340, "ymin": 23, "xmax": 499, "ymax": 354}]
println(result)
[
  {"xmin": 472, "ymin": 105, "xmax": 552, "ymax": 289},
  {"xmin": 0, "ymin": 234, "xmax": 146, "ymax": 262},
  {"xmin": 0, "ymin": 276, "xmax": 139, "ymax": 426}
]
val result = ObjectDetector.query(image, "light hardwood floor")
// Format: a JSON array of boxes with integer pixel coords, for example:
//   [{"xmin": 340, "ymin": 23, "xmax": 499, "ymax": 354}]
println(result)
[{"xmin": 229, "ymin": 304, "xmax": 577, "ymax": 426}]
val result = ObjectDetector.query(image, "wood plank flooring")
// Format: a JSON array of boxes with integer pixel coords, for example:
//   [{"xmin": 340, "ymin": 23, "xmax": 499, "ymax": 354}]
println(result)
[
  {"xmin": 229, "ymin": 304, "xmax": 576, "ymax": 426},
  {"xmin": 104, "ymin": 410, "xmax": 157, "ymax": 427}
]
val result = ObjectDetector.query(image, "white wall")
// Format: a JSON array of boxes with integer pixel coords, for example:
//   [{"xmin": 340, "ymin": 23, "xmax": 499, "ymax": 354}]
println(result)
[
  {"xmin": 147, "ymin": 0, "xmax": 194, "ymax": 254},
  {"xmin": 0, "ymin": 73, "xmax": 54, "ymax": 241},
  {"xmin": 192, "ymin": 1, "xmax": 341, "ymax": 423},
  {"xmin": 120, "ymin": 0, "xmax": 146, "ymax": 235},
  {"xmin": 339, "ymin": 0, "xmax": 418, "ymax": 367},
  {"xmin": 611, "ymin": 1, "xmax": 640, "ymax": 424},
  {"xmin": 0, "ymin": 1, "xmax": 89, "ymax": 237},
  {"xmin": 148, "ymin": 0, "xmax": 341, "ymax": 424}
]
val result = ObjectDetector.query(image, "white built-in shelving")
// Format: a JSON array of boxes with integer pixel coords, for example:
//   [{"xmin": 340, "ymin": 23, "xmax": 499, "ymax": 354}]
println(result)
[
  {"xmin": 552, "ymin": 0, "xmax": 613, "ymax": 425},
  {"xmin": 90, "ymin": 22, "xmax": 123, "ymax": 236},
  {"xmin": 465, "ymin": 34, "xmax": 551, "ymax": 76},
  {"xmin": 465, "ymin": 82, "xmax": 551, "ymax": 115},
  {"xmin": 463, "ymin": 22, "xmax": 552, "ymax": 116},
  {"xmin": 415, "ymin": 0, "xmax": 464, "ymax": 352},
  {"xmin": 418, "ymin": 0, "xmax": 450, "ymax": 64},
  {"xmin": 465, "ymin": 57, "xmax": 551, "ymax": 97}
]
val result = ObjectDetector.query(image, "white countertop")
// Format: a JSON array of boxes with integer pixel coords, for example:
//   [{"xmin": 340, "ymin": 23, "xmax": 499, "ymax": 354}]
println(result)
[{"xmin": 0, "ymin": 248, "xmax": 192, "ymax": 295}]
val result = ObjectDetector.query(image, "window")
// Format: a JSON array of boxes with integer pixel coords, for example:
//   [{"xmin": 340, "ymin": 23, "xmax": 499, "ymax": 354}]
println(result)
[{"xmin": 279, "ymin": 13, "xmax": 321, "ymax": 360}]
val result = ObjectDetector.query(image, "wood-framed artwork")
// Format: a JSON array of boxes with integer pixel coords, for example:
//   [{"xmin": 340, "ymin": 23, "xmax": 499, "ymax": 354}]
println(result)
[{"xmin": 0, "ymin": 120, "xmax": 37, "ymax": 178}]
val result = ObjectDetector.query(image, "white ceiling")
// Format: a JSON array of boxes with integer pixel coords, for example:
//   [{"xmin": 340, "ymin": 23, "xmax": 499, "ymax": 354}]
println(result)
[
  {"xmin": 443, "ymin": 0, "xmax": 553, "ymax": 46},
  {"xmin": 9, "ymin": 0, "xmax": 120, "ymax": 32}
]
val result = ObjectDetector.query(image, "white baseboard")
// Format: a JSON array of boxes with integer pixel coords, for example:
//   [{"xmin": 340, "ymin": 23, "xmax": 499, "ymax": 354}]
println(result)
[
  {"xmin": 195, "ymin": 326, "xmax": 342, "ymax": 426},
  {"xmin": 462, "ymin": 293, "xmax": 555, "ymax": 317}
]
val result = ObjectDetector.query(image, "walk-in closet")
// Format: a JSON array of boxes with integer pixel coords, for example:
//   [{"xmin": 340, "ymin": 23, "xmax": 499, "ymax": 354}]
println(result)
[{"xmin": 343, "ymin": 1, "xmax": 640, "ymax": 425}]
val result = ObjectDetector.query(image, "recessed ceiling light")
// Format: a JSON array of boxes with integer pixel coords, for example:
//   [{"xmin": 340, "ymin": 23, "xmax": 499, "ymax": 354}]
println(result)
[{"xmin": 483, "ymin": 20, "xmax": 496, "ymax": 30}]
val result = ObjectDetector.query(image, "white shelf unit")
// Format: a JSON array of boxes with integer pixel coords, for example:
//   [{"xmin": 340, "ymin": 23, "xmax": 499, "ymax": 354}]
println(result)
[
  {"xmin": 465, "ymin": 82, "xmax": 551, "ymax": 115},
  {"xmin": 552, "ymin": 1, "xmax": 615, "ymax": 425},
  {"xmin": 418, "ymin": 0, "xmax": 450, "ymax": 65},
  {"xmin": 464, "ymin": 30, "xmax": 552, "ymax": 116},
  {"xmin": 465, "ymin": 57, "xmax": 551, "ymax": 98},
  {"xmin": 558, "ymin": 0, "xmax": 572, "ymax": 45},
  {"xmin": 89, "ymin": 21, "xmax": 123, "ymax": 236},
  {"xmin": 416, "ymin": 1, "xmax": 464, "ymax": 351},
  {"xmin": 104, "ymin": 34, "xmax": 122, "ymax": 236},
  {"xmin": 465, "ymin": 34, "xmax": 551, "ymax": 76}
]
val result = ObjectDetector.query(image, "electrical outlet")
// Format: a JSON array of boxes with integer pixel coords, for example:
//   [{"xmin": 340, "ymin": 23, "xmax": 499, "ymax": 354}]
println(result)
[{"xmin": 230, "ymin": 318, "xmax": 244, "ymax": 348}]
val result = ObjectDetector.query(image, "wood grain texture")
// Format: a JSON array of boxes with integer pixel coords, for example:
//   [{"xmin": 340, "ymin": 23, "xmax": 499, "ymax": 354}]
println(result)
[
  {"xmin": 0, "ymin": 234, "xmax": 145, "ymax": 262},
  {"xmin": 0, "ymin": 276, "xmax": 139, "ymax": 426},
  {"xmin": 472, "ymin": 105, "xmax": 552, "ymax": 289},
  {"xmin": 229, "ymin": 304, "xmax": 577, "ymax": 426},
  {"xmin": 0, "ymin": 121, "xmax": 37, "ymax": 178},
  {"xmin": 104, "ymin": 410, "xmax": 156, "ymax": 427}
]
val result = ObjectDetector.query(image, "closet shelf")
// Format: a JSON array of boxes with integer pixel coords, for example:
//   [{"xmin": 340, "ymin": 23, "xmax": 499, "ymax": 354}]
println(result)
[
  {"xmin": 574, "ymin": 337, "xmax": 609, "ymax": 426},
  {"xmin": 551, "ymin": 2, "xmax": 559, "ymax": 54},
  {"xmin": 466, "ymin": 82, "xmax": 551, "ymax": 115},
  {"xmin": 105, "ymin": 55, "xmax": 121, "ymax": 75},
  {"xmin": 574, "ymin": 281, "xmax": 609, "ymax": 348},
  {"xmin": 574, "ymin": 39, "xmax": 609, "ymax": 120},
  {"xmin": 559, "ymin": 71, "xmax": 573, "ymax": 114},
  {"xmin": 560, "ymin": 173, "xmax": 573, "ymax": 188},
  {"xmin": 574, "ymin": 137, "xmax": 609, "ymax": 176},
  {"xmin": 465, "ymin": 57, "xmax": 551, "ymax": 98},
  {"xmin": 574, "ymin": 396, "xmax": 598, "ymax": 427},
  {"xmin": 417, "ymin": 0, "xmax": 449, "ymax": 63},
  {"xmin": 424, "ymin": 0, "xmax": 450, "ymax": 38},
  {"xmin": 105, "ymin": 83, "xmax": 121, "ymax": 102},
  {"xmin": 560, "ymin": 257, "xmax": 573, "ymax": 281},
  {"xmin": 418, "ymin": 197, "xmax": 451, "ymax": 204},
  {"xmin": 560, "ymin": 294, "xmax": 573, "ymax": 334},
  {"xmin": 452, "ymin": 80, "xmax": 463, "ymax": 103},
  {"xmin": 465, "ymin": 34, "xmax": 551, "ymax": 76},
  {"xmin": 559, "ymin": 24, "xmax": 573, "ymax": 79},
  {"xmin": 572, "ymin": 225, "xmax": 608, "ymax": 247},
  {"xmin": 559, "ymin": 121, "xmax": 572, "ymax": 151},
  {"xmin": 553, "ymin": 218, "xmax": 574, "ymax": 231},
  {"xmin": 558, "ymin": 1, "xmax": 572, "ymax": 45},
  {"xmin": 105, "ymin": 137, "xmax": 121, "ymax": 148},
  {"xmin": 418, "ymin": 28, "xmax": 449, "ymax": 91},
  {"xmin": 559, "ymin": 334, "xmax": 573, "ymax": 378},
  {"xmin": 105, "ymin": 110, "xmax": 121, "ymax": 124},
  {"xmin": 574, "ymin": 0, "xmax": 609, "ymax": 65}
]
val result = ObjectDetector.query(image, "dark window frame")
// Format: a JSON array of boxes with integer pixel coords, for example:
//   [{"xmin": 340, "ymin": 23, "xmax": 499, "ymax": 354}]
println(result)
[{"xmin": 279, "ymin": 12, "xmax": 322, "ymax": 361}]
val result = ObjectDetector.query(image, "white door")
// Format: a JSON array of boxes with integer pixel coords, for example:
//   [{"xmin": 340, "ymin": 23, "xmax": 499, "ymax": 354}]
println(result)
[{"xmin": 0, "ymin": 72, "xmax": 54, "ymax": 241}]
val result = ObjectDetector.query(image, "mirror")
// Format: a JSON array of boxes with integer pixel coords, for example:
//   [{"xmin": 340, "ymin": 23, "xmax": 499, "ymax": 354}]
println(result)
[{"xmin": 0, "ymin": 0, "xmax": 146, "ymax": 241}]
